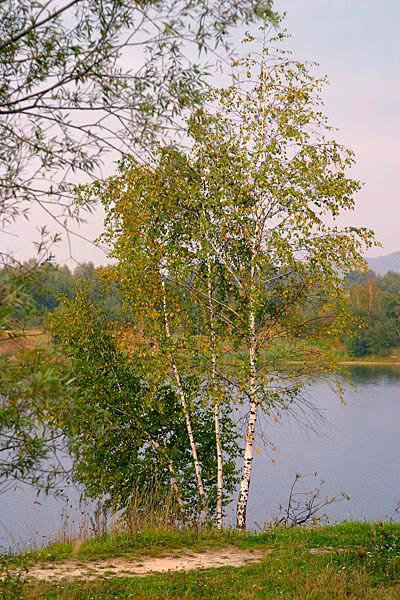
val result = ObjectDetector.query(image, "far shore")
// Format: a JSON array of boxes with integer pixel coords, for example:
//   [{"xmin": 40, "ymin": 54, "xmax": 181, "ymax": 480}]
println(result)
[
  {"xmin": 284, "ymin": 359, "xmax": 400, "ymax": 367},
  {"xmin": 338, "ymin": 360, "xmax": 400, "ymax": 365}
]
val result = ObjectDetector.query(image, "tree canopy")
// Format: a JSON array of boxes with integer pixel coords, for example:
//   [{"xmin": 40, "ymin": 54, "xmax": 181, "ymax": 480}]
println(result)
[
  {"xmin": 0, "ymin": 0, "xmax": 276, "ymax": 239},
  {"xmin": 51, "ymin": 291, "xmax": 239, "ymax": 523}
]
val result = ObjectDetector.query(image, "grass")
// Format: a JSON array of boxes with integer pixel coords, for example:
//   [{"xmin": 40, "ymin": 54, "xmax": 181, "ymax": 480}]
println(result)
[
  {"xmin": 2, "ymin": 522, "xmax": 399, "ymax": 599},
  {"xmin": 218, "ymin": 338, "xmax": 400, "ymax": 371},
  {"xmin": 4, "ymin": 328, "xmax": 400, "ymax": 366},
  {"xmin": 0, "ymin": 328, "xmax": 50, "ymax": 356}
]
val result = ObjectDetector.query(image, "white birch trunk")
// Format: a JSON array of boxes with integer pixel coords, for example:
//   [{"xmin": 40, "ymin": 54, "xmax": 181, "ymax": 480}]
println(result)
[
  {"xmin": 160, "ymin": 278, "xmax": 208, "ymax": 518},
  {"xmin": 99, "ymin": 347, "xmax": 186, "ymax": 518},
  {"xmin": 236, "ymin": 300, "xmax": 258, "ymax": 530},
  {"xmin": 206, "ymin": 249, "xmax": 223, "ymax": 530},
  {"xmin": 236, "ymin": 61, "xmax": 268, "ymax": 529},
  {"xmin": 148, "ymin": 437, "xmax": 185, "ymax": 516}
]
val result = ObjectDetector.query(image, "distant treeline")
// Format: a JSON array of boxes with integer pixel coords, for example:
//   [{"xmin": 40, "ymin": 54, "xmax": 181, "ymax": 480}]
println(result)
[
  {"xmin": 0, "ymin": 260, "xmax": 123, "ymax": 325},
  {"xmin": 345, "ymin": 270, "xmax": 400, "ymax": 356},
  {"xmin": 2, "ymin": 260, "xmax": 400, "ymax": 357}
]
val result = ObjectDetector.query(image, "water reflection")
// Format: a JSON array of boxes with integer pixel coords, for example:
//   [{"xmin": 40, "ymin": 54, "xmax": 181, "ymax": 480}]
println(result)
[
  {"xmin": 343, "ymin": 363, "xmax": 400, "ymax": 385},
  {"xmin": 247, "ymin": 364, "xmax": 400, "ymax": 528},
  {"xmin": 2, "ymin": 365, "xmax": 400, "ymax": 547}
]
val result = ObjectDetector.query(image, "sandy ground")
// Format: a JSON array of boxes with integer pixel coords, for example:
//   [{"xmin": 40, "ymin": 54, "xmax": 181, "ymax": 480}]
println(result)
[{"xmin": 25, "ymin": 548, "xmax": 270, "ymax": 581}]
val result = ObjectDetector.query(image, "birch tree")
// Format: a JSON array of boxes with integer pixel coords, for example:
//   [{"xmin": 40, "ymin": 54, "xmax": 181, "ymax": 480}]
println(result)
[
  {"xmin": 186, "ymin": 37, "xmax": 375, "ymax": 528},
  {"xmin": 94, "ymin": 156, "xmax": 239, "ymax": 522},
  {"xmin": 87, "ymin": 33, "xmax": 375, "ymax": 529},
  {"xmin": 51, "ymin": 291, "xmax": 227, "ymax": 521},
  {"xmin": 174, "ymin": 171, "xmax": 235, "ymax": 530}
]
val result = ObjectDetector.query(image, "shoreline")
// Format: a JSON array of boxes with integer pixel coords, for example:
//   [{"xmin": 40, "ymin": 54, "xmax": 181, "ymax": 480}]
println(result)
[
  {"xmin": 337, "ymin": 360, "xmax": 400, "ymax": 366},
  {"xmin": 285, "ymin": 359, "xmax": 400, "ymax": 366}
]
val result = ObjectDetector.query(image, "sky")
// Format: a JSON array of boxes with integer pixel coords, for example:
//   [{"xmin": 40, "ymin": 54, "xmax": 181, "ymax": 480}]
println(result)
[
  {"xmin": 277, "ymin": 0, "xmax": 400, "ymax": 258},
  {"xmin": 3, "ymin": 0, "xmax": 399, "ymax": 266}
]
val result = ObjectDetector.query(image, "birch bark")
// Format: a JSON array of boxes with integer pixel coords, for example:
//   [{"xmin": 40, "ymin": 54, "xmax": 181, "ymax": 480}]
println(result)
[
  {"xmin": 160, "ymin": 277, "xmax": 208, "ymax": 519},
  {"xmin": 236, "ymin": 268, "xmax": 258, "ymax": 529},
  {"xmin": 236, "ymin": 59, "xmax": 267, "ymax": 529},
  {"xmin": 206, "ymin": 246, "xmax": 223, "ymax": 530}
]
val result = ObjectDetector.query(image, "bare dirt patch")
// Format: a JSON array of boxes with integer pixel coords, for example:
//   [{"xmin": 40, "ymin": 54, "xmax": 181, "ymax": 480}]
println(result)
[
  {"xmin": 26, "ymin": 548, "xmax": 270, "ymax": 581},
  {"xmin": 308, "ymin": 547, "xmax": 343, "ymax": 555}
]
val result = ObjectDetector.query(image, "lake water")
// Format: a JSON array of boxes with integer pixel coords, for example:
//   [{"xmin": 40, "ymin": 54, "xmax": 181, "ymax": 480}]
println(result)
[
  {"xmin": 1, "ymin": 364, "xmax": 400, "ymax": 550},
  {"xmin": 244, "ymin": 364, "xmax": 400, "ymax": 529}
]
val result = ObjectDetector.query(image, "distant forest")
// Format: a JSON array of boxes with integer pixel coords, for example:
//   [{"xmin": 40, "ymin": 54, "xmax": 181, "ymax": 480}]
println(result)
[
  {"xmin": 345, "ymin": 269, "xmax": 400, "ymax": 356},
  {"xmin": 1, "ymin": 260, "xmax": 123, "ymax": 327},
  {"xmin": 3, "ymin": 260, "xmax": 400, "ymax": 358}
]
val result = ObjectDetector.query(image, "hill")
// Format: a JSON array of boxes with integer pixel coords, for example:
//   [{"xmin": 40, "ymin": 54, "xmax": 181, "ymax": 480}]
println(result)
[{"xmin": 367, "ymin": 250, "xmax": 400, "ymax": 275}]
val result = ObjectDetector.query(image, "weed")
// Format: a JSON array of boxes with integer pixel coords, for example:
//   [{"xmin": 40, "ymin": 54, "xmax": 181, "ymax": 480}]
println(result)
[
  {"xmin": 364, "ymin": 523, "xmax": 400, "ymax": 583},
  {"xmin": 0, "ymin": 554, "xmax": 26, "ymax": 600}
]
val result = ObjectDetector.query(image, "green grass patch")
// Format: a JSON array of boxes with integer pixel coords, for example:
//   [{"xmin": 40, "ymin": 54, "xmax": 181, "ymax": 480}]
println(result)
[{"xmin": 2, "ymin": 523, "xmax": 399, "ymax": 599}]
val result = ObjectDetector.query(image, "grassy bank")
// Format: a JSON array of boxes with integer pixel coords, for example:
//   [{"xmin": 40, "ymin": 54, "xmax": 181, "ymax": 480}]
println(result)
[
  {"xmin": 220, "ymin": 339, "xmax": 400, "ymax": 370},
  {"xmin": 3, "ymin": 328, "xmax": 400, "ymax": 366},
  {"xmin": 2, "ymin": 523, "xmax": 399, "ymax": 599}
]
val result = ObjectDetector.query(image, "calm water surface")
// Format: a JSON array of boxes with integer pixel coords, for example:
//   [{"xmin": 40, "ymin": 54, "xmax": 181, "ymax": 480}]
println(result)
[
  {"xmin": 244, "ymin": 365, "xmax": 400, "ymax": 528},
  {"xmin": 1, "ymin": 365, "xmax": 400, "ymax": 549}
]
